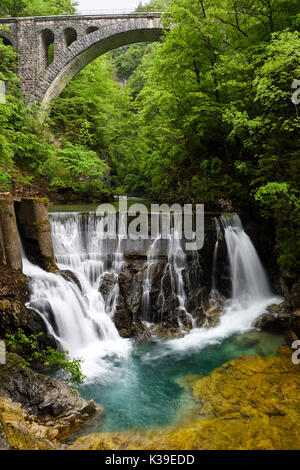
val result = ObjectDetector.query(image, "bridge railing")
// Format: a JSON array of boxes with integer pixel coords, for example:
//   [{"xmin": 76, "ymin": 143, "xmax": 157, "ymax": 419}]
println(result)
[
  {"xmin": 0, "ymin": 11, "xmax": 163, "ymax": 20},
  {"xmin": 76, "ymin": 10, "xmax": 163, "ymax": 15}
]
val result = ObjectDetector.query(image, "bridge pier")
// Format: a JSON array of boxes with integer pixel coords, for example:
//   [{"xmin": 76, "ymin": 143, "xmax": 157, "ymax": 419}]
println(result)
[{"xmin": 0, "ymin": 196, "xmax": 57, "ymax": 272}]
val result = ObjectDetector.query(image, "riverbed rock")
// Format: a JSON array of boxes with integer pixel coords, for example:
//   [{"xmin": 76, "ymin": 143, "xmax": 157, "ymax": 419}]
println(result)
[
  {"xmin": 68, "ymin": 347, "xmax": 300, "ymax": 451},
  {"xmin": 0, "ymin": 353, "xmax": 101, "ymax": 445}
]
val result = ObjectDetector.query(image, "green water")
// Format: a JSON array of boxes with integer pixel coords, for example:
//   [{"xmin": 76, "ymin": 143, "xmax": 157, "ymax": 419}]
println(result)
[
  {"xmin": 49, "ymin": 198, "xmax": 153, "ymax": 213},
  {"xmin": 78, "ymin": 330, "xmax": 284, "ymax": 434}
]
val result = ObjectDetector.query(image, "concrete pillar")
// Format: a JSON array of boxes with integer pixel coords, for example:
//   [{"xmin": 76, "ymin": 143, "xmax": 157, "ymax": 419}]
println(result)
[
  {"xmin": 15, "ymin": 198, "xmax": 58, "ymax": 272},
  {"xmin": 0, "ymin": 198, "xmax": 22, "ymax": 271}
]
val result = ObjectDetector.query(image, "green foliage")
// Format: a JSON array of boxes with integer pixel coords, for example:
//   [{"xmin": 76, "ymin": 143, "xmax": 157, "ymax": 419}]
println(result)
[
  {"xmin": 109, "ymin": 0, "xmax": 300, "ymax": 272},
  {"xmin": 5, "ymin": 328, "xmax": 85, "ymax": 385},
  {"xmin": 0, "ymin": 0, "xmax": 299, "ymax": 274},
  {"xmin": 0, "ymin": 0, "xmax": 26, "ymax": 17},
  {"xmin": 42, "ymin": 142, "xmax": 110, "ymax": 195},
  {"xmin": 0, "ymin": 0, "xmax": 78, "ymax": 17}
]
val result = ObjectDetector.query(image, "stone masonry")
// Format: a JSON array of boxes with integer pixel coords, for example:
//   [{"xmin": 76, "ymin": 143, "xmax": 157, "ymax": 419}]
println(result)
[{"xmin": 0, "ymin": 13, "xmax": 163, "ymax": 104}]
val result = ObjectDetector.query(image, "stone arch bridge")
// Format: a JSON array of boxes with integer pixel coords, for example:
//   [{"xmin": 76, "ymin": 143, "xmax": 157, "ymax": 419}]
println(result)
[{"xmin": 0, "ymin": 13, "xmax": 163, "ymax": 104}]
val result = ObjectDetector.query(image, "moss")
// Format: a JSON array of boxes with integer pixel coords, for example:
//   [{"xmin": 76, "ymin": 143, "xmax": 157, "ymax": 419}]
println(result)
[{"xmin": 33, "ymin": 219, "xmax": 50, "ymax": 232}]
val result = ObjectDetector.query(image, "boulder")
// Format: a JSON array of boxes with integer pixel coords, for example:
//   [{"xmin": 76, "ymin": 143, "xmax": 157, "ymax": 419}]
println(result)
[
  {"xmin": 132, "ymin": 320, "xmax": 151, "ymax": 340},
  {"xmin": 0, "ymin": 353, "xmax": 101, "ymax": 444}
]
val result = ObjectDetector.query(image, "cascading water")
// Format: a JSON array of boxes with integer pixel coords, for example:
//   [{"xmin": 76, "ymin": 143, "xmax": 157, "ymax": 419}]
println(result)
[
  {"xmin": 20, "ymin": 208, "xmax": 285, "ymax": 431},
  {"xmin": 141, "ymin": 234, "xmax": 161, "ymax": 321},
  {"xmin": 168, "ymin": 213, "xmax": 282, "ymax": 350},
  {"xmin": 220, "ymin": 214, "xmax": 272, "ymax": 301},
  {"xmin": 22, "ymin": 212, "xmax": 132, "ymax": 379},
  {"xmin": 21, "ymin": 209, "xmax": 282, "ymax": 383},
  {"xmin": 211, "ymin": 217, "xmax": 221, "ymax": 292},
  {"xmin": 141, "ymin": 223, "xmax": 195, "ymax": 329}
]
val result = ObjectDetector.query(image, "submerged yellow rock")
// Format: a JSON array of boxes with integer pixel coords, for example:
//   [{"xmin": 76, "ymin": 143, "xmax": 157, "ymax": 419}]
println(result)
[
  {"xmin": 0, "ymin": 397, "xmax": 59, "ymax": 450},
  {"xmin": 68, "ymin": 347, "xmax": 300, "ymax": 451}
]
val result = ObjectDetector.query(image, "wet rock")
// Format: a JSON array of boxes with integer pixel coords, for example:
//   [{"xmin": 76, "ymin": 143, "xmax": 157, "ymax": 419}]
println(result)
[
  {"xmin": 192, "ymin": 306, "xmax": 207, "ymax": 328},
  {"xmin": 287, "ymin": 279, "xmax": 300, "ymax": 310},
  {"xmin": 0, "ymin": 396, "xmax": 59, "ymax": 450},
  {"xmin": 0, "ymin": 353, "xmax": 101, "ymax": 444},
  {"xmin": 266, "ymin": 304, "xmax": 281, "ymax": 314},
  {"xmin": 60, "ymin": 270, "xmax": 82, "ymax": 291},
  {"xmin": 178, "ymin": 309, "xmax": 193, "ymax": 331},
  {"xmin": 99, "ymin": 273, "xmax": 115, "ymax": 302},
  {"xmin": 132, "ymin": 320, "xmax": 151, "ymax": 340},
  {"xmin": 124, "ymin": 252, "xmax": 148, "ymax": 260},
  {"xmin": 254, "ymin": 301, "xmax": 300, "ymax": 341},
  {"xmin": 0, "ymin": 419, "xmax": 10, "ymax": 450},
  {"xmin": 118, "ymin": 264, "xmax": 146, "ymax": 319},
  {"xmin": 0, "ymin": 265, "xmax": 55, "ymax": 351},
  {"xmin": 150, "ymin": 324, "xmax": 183, "ymax": 339},
  {"xmin": 114, "ymin": 297, "xmax": 134, "ymax": 338},
  {"xmin": 254, "ymin": 313, "xmax": 277, "ymax": 330}
]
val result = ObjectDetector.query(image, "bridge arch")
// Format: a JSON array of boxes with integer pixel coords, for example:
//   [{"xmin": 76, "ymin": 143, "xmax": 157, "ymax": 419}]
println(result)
[
  {"xmin": 0, "ymin": 33, "xmax": 13, "ymax": 47},
  {"xmin": 40, "ymin": 29, "xmax": 55, "ymax": 70},
  {"xmin": 63, "ymin": 27, "xmax": 78, "ymax": 48},
  {"xmin": 38, "ymin": 18, "xmax": 163, "ymax": 105},
  {"xmin": 86, "ymin": 26, "xmax": 99, "ymax": 35}
]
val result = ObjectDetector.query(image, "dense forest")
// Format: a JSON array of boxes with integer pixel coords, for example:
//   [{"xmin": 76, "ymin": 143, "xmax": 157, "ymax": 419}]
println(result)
[{"xmin": 0, "ymin": 0, "xmax": 299, "ymax": 274}]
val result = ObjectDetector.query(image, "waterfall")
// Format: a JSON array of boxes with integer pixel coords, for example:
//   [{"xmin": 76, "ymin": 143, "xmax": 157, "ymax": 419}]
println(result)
[
  {"xmin": 21, "ymin": 209, "xmax": 282, "ymax": 368},
  {"xmin": 141, "ymin": 234, "xmax": 161, "ymax": 321},
  {"xmin": 211, "ymin": 218, "xmax": 220, "ymax": 291},
  {"xmin": 168, "ymin": 213, "xmax": 282, "ymax": 350},
  {"xmin": 22, "ymin": 212, "xmax": 132, "ymax": 379},
  {"xmin": 220, "ymin": 214, "xmax": 272, "ymax": 302},
  {"xmin": 141, "ymin": 223, "xmax": 194, "ymax": 329}
]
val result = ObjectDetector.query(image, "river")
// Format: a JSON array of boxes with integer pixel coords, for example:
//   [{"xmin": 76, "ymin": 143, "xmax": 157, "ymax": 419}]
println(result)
[{"xmin": 22, "ymin": 201, "xmax": 284, "ymax": 433}]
